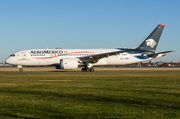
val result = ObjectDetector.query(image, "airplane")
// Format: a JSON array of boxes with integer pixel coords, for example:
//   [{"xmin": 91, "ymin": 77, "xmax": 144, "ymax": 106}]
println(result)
[{"xmin": 5, "ymin": 24, "xmax": 173, "ymax": 72}]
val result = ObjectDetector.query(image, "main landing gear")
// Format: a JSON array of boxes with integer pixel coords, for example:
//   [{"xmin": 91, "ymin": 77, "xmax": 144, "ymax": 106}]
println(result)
[
  {"xmin": 82, "ymin": 62, "xmax": 94, "ymax": 72},
  {"xmin": 82, "ymin": 67, "xmax": 94, "ymax": 72}
]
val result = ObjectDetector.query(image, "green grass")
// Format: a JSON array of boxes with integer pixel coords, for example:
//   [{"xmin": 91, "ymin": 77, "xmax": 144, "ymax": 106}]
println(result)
[{"xmin": 0, "ymin": 71, "xmax": 180, "ymax": 118}]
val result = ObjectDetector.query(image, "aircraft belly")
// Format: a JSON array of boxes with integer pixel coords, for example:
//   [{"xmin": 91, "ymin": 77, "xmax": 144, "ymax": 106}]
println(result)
[{"xmin": 100, "ymin": 56, "xmax": 149, "ymax": 65}]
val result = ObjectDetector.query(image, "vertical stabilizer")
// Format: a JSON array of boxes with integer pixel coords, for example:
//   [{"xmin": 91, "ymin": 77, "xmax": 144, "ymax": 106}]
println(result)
[{"xmin": 136, "ymin": 24, "xmax": 165, "ymax": 51}]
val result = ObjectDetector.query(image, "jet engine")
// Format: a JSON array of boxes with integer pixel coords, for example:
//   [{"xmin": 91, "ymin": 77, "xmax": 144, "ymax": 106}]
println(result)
[{"xmin": 55, "ymin": 58, "xmax": 78, "ymax": 69}]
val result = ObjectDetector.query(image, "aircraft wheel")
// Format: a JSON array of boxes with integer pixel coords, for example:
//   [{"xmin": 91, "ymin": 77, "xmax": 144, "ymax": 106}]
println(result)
[
  {"xmin": 90, "ymin": 68, "xmax": 94, "ymax": 72},
  {"xmin": 19, "ymin": 68, "xmax": 23, "ymax": 72},
  {"xmin": 82, "ymin": 68, "xmax": 86, "ymax": 72}
]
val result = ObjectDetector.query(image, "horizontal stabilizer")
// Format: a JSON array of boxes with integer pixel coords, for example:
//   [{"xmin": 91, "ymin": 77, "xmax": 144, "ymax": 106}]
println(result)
[{"xmin": 147, "ymin": 51, "xmax": 174, "ymax": 57}]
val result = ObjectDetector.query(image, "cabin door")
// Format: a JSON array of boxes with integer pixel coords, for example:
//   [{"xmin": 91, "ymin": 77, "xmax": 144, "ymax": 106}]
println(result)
[{"xmin": 21, "ymin": 52, "xmax": 26, "ymax": 59}]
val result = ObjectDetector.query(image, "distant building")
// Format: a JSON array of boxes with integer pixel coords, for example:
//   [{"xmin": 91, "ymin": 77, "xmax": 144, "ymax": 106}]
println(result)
[{"xmin": 0, "ymin": 62, "xmax": 11, "ymax": 67}]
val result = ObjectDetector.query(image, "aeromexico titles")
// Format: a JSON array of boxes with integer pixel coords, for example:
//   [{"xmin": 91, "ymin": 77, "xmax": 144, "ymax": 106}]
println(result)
[{"xmin": 6, "ymin": 24, "xmax": 173, "ymax": 72}]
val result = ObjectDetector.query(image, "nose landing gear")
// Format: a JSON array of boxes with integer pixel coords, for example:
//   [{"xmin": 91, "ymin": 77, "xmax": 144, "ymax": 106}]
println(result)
[
  {"xmin": 19, "ymin": 68, "xmax": 23, "ymax": 72},
  {"xmin": 18, "ymin": 65, "xmax": 23, "ymax": 72}
]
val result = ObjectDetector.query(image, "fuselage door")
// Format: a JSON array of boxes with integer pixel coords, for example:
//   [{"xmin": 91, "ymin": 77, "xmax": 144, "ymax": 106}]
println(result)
[{"xmin": 21, "ymin": 52, "xmax": 26, "ymax": 59}]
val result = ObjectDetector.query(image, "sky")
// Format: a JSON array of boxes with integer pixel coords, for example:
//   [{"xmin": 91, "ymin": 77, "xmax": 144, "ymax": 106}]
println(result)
[{"xmin": 0, "ymin": 0, "xmax": 180, "ymax": 62}]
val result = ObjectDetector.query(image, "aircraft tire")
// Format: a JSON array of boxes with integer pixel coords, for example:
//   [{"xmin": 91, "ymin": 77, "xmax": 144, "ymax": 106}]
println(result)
[
  {"xmin": 90, "ymin": 68, "xmax": 94, "ymax": 72},
  {"xmin": 86, "ymin": 68, "xmax": 90, "ymax": 72},
  {"xmin": 82, "ymin": 68, "xmax": 93, "ymax": 72},
  {"xmin": 82, "ymin": 68, "xmax": 86, "ymax": 72},
  {"xmin": 19, "ymin": 68, "xmax": 23, "ymax": 72}
]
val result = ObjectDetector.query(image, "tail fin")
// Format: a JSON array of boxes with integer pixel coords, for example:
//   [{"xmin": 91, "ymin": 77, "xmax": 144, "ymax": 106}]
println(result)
[{"xmin": 136, "ymin": 24, "xmax": 165, "ymax": 51}]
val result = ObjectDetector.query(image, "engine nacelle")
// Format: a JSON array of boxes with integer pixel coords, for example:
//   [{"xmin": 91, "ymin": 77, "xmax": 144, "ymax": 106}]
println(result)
[{"xmin": 56, "ymin": 58, "xmax": 78, "ymax": 69}]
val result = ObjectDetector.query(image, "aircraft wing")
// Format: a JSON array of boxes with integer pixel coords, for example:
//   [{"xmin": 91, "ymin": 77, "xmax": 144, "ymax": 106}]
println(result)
[
  {"xmin": 79, "ymin": 48, "xmax": 139, "ymax": 63},
  {"xmin": 147, "ymin": 51, "xmax": 174, "ymax": 57}
]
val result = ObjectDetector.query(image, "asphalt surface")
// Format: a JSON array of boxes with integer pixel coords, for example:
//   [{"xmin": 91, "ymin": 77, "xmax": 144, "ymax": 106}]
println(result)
[{"xmin": 1, "ymin": 67, "xmax": 180, "ymax": 73}]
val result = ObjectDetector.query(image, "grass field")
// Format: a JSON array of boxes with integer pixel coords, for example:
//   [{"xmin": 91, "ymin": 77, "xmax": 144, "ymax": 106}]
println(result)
[{"xmin": 0, "ymin": 67, "xmax": 180, "ymax": 118}]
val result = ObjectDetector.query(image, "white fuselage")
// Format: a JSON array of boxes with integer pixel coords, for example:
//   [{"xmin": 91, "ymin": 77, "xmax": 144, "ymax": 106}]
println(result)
[{"xmin": 6, "ymin": 48, "xmax": 163, "ymax": 67}]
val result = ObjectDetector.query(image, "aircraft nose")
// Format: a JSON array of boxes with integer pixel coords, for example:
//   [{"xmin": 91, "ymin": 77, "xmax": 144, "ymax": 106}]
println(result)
[
  {"xmin": 5, "ymin": 58, "xmax": 10, "ymax": 64},
  {"xmin": 5, "ymin": 57, "xmax": 14, "ymax": 64}
]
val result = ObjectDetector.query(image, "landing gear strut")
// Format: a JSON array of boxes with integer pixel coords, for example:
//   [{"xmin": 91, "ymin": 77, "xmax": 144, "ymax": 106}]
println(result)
[{"xmin": 82, "ymin": 68, "xmax": 94, "ymax": 72}]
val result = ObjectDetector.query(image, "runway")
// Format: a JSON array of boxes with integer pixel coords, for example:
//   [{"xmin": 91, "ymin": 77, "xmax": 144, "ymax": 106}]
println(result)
[{"xmin": 1, "ymin": 67, "xmax": 180, "ymax": 73}]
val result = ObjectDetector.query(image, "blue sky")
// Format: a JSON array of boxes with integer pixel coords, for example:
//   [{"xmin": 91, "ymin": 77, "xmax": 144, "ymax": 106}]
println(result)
[{"xmin": 0, "ymin": 0, "xmax": 180, "ymax": 62}]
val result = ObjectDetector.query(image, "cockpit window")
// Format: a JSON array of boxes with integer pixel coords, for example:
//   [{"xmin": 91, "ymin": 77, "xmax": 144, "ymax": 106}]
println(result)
[{"xmin": 10, "ymin": 54, "xmax": 15, "ymax": 57}]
